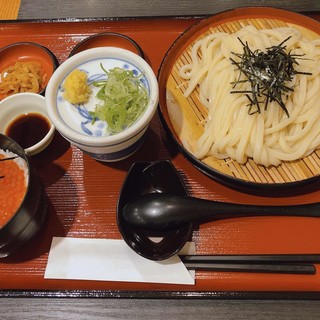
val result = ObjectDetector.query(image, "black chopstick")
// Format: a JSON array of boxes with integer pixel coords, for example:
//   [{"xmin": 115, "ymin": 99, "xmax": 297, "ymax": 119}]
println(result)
[
  {"xmin": 180, "ymin": 254, "xmax": 320, "ymax": 264},
  {"xmin": 183, "ymin": 262, "xmax": 316, "ymax": 274},
  {"xmin": 179, "ymin": 254, "xmax": 320, "ymax": 275}
]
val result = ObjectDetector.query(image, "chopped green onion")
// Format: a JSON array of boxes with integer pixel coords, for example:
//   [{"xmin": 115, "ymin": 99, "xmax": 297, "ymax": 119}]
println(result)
[{"xmin": 92, "ymin": 65, "xmax": 149, "ymax": 135}]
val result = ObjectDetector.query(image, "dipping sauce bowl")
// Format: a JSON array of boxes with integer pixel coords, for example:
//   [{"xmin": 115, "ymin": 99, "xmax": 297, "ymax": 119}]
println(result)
[{"xmin": 0, "ymin": 93, "xmax": 55, "ymax": 156}]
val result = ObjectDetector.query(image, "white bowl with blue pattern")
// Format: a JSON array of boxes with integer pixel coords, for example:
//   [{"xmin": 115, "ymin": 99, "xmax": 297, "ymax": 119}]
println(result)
[{"xmin": 45, "ymin": 47, "xmax": 159, "ymax": 161}]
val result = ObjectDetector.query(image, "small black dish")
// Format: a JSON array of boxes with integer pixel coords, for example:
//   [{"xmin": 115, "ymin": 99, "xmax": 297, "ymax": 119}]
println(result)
[
  {"xmin": 0, "ymin": 134, "xmax": 47, "ymax": 257},
  {"xmin": 69, "ymin": 32, "xmax": 144, "ymax": 58},
  {"xmin": 0, "ymin": 41, "xmax": 59, "ymax": 99},
  {"xmin": 117, "ymin": 160, "xmax": 193, "ymax": 261}
]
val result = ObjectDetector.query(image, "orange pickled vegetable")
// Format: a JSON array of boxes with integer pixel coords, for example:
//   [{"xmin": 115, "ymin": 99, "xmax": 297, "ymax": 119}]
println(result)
[{"xmin": 0, "ymin": 61, "xmax": 47, "ymax": 97}]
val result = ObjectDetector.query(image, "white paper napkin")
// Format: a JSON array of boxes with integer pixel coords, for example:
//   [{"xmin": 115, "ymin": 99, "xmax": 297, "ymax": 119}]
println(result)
[{"xmin": 44, "ymin": 237, "xmax": 195, "ymax": 285}]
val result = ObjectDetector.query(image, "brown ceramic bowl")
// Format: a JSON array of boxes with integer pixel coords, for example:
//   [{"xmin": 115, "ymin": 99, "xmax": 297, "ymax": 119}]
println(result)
[
  {"xmin": 0, "ymin": 42, "xmax": 59, "ymax": 100},
  {"xmin": 0, "ymin": 134, "xmax": 47, "ymax": 257},
  {"xmin": 69, "ymin": 32, "xmax": 144, "ymax": 58}
]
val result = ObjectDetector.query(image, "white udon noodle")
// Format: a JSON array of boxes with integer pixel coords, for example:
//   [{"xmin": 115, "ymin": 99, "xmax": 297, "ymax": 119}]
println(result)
[{"xmin": 179, "ymin": 25, "xmax": 320, "ymax": 166}]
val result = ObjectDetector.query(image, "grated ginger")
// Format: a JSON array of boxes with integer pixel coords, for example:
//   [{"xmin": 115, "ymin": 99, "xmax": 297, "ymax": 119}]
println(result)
[{"xmin": 63, "ymin": 69, "xmax": 91, "ymax": 104}]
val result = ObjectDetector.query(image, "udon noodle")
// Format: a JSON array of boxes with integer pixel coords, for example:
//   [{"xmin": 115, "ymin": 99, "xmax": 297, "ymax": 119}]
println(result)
[{"xmin": 178, "ymin": 25, "xmax": 320, "ymax": 166}]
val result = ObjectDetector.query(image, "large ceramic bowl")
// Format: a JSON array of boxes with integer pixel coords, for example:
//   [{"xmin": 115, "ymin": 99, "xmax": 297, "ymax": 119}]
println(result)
[
  {"xmin": 45, "ymin": 47, "xmax": 159, "ymax": 162},
  {"xmin": 0, "ymin": 134, "xmax": 47, "ymax": 257},
  {"xmin": 158, "ymin": 7, "xmax": 320, "ymax": 191}
]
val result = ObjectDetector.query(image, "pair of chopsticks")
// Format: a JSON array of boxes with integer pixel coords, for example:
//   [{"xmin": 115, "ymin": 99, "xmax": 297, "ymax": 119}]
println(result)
[{"xmin": 179, "ymin": 254, "xmax": 320, "ymax": 275}]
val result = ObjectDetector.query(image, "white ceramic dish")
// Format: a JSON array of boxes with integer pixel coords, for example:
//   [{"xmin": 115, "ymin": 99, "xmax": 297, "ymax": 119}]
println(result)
[
  {"xmin": 0, "ymin": 93, "xmax": 55, "ymax": 156},
  {"xmin": 45, "ymin": 47, "xmax": 159, "ymax": 162}
]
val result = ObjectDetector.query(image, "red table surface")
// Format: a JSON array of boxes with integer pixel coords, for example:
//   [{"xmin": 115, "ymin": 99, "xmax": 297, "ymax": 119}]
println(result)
[{"xmin": 0, "ymin": 14, "xmax": 320, "ymax": 296}]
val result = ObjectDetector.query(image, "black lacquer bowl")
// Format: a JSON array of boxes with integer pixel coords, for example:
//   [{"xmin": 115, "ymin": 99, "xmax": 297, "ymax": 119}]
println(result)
[
  {"xmin": 0, "ymin": 41, "xmax": 59, "ymax": 100},
  {"xmin": 69, "ymin": 32, "xmax": 144, "ymax": 58},
  {"xmin": 0, "ymin": 134, "xmax": 47, "ymax": 257}
]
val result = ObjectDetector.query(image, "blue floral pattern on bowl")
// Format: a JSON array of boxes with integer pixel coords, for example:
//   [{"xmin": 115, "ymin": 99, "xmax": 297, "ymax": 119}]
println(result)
[{"xmin": 56, "ymin": 58, "xmax": 150, "ymax": 137}]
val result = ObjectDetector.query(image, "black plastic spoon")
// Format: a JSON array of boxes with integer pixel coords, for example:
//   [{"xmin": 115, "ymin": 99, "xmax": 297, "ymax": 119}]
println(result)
[
  {"xmin": 117, "ymin": 160, "xmax": 194, "ymax": 261},
  {"xmin": 117, "ymin": 160, "xmax": 319, "ymax": 262},
  {"xmin": 123, "ymin": 193, "xmax": 320, "ymax": 230}
]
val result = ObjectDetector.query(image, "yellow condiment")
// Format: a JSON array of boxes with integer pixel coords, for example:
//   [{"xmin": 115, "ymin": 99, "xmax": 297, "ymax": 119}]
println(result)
[{"xmin": 63, "ymin": 69, "xmax": 91, "ymax": 104}]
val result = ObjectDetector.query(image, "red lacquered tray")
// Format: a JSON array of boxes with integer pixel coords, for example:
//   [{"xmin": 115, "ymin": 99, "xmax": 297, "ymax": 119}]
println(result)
[{"xmin": 0, "ymin": 12, "xmax": 320, "ymax": 299}]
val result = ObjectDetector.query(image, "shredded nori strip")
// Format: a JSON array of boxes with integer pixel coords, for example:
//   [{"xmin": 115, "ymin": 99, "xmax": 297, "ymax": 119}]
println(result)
[
  {"xmin": 0, "ymin": 156, "xmax": 18, "ymax": 162},
  {"xmin": 230, "ymin": 36, "xmax": 312, "ymax": 117},
  {"xmin": 0, "ymin": 156, "xmax": 18, "ymax": 179}
]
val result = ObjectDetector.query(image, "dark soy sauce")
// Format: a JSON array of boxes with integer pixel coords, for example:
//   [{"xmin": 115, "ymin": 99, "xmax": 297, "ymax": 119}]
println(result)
[{"xmin": 6, "ymin": 113, "xmax": 51, "ymax": 149}]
